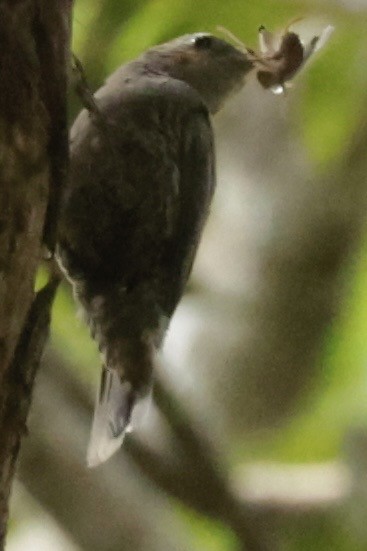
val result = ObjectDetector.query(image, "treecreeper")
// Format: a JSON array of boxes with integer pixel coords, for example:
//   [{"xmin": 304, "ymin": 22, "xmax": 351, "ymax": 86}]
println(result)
[{"xmin": 56, "ymin": 33, "xmax": 253, "ymax": 467}]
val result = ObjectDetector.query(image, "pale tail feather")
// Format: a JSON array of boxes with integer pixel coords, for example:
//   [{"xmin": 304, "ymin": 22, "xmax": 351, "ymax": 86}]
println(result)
[{"xmin": 87, "ymin": 368, "xmax": 135, "ymax": 468}]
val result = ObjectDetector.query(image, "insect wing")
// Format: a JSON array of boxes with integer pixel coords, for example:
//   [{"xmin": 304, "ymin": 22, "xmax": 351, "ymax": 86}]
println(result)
[
  {"xmin": 282, "ymin": 24, "xmax": 334, "ymax": 88},
  {"xmin": 302, "ymin": 25, "xmax": 334, "ymax": 63},
  {"xmin": 258, "ymin": 25, "xmax": 279, "ymax": 55}
]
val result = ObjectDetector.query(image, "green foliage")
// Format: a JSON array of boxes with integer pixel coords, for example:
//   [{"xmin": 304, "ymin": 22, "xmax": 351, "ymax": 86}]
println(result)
[
  {"xmin": 300, "ymin": 19, "xmax": 367, "ymax": 164},
  {"xmin": 51, "ymin": 282, "xmax": 99, "ymax": 383},
  {"xmin": 176, "ymin": 505, "xmax": 238, "ymax": 551}
]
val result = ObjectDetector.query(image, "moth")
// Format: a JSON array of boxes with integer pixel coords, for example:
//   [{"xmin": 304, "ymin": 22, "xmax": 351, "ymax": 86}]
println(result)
[
  {"xmin": 248, "ymin": 21, "xmax": 334, "ymax": 94},
  {"xmin": 219, "ymin": 21, "xmax": 334, "ymax": 94}
]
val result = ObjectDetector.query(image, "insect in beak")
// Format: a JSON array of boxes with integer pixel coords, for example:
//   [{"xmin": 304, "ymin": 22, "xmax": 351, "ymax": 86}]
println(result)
[{"xmin": 247, "ymin": 20, "xmax": 334, "ymax": 94}]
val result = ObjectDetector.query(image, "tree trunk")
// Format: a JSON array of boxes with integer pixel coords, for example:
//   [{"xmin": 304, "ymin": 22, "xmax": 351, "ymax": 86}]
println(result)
[{"xmin": 0, "ymin": 1, "xmax": 71, "ymax": 547}]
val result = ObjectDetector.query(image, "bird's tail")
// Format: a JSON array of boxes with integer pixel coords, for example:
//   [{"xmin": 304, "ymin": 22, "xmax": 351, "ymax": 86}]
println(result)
[
  {"xmin": 74, "ymin": 283, "xmax": 163, "ymax": 467},
  {"xmin": 87, "ymin": 363, "xmax": 154, "ymax": 468},
  {"xmin": 87, "ymin": 367, "xmax": 136, "ymax": 467}
]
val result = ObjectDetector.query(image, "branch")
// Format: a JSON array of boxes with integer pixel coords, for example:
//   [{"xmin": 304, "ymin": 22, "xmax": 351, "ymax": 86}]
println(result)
[
  {"xmin": 19, "ymin": 348, "xmax": 198, "ymax": 551},
  {"xmin": 127, "ymin": 379, "xmax": 272, "ymax": 551},
  {"xmin": 19, "ymin": 349, "xmax": 359, "ymax": 550},
  {"xmin": 21, "ymin": 348, "xmax": 272, "ymax": 551},
  {"xmin": 0, "ymin": 0, "xmax": 71, "ymax": 545}
]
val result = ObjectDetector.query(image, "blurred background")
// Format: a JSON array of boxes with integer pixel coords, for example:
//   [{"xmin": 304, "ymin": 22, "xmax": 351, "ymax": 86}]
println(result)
[{"xmin": 9, "ymin": 0, "xmax": 367, "ymax": 549}]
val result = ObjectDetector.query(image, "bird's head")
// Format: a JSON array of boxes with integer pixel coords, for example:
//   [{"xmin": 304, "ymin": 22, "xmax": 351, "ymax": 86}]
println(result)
[{"xmin": 140, "ymin": 33, "xmax": 253, "ymax": 113}]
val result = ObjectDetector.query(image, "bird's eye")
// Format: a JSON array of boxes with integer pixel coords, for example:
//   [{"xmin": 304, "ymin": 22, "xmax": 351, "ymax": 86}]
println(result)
[{"xmin": 193, "ymin": 35, "xmax": 213, "ymax": 50}]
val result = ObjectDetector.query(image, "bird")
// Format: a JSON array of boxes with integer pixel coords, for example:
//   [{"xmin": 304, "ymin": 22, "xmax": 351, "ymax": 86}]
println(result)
[{"xmin": 56, "ymin": 32, "xmax": 253, "ymax": 467}]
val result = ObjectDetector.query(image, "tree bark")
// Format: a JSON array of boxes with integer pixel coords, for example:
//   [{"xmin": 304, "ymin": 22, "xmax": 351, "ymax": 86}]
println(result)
[{"xmin": 0, "ymin": 1, "xmax": 71, "ymax": 547}]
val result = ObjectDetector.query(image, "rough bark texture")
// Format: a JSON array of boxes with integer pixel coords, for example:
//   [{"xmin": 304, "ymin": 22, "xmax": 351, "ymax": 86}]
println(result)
[{"xmin": 0, "ymin": 1, "xmax": 71, "ymax": 547}]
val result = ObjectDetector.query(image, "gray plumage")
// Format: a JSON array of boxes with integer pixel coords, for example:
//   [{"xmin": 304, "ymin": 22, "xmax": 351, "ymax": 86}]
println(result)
[{"xmin": 56, "ymin": 33, "xmax": 252, "ymax": 466}]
